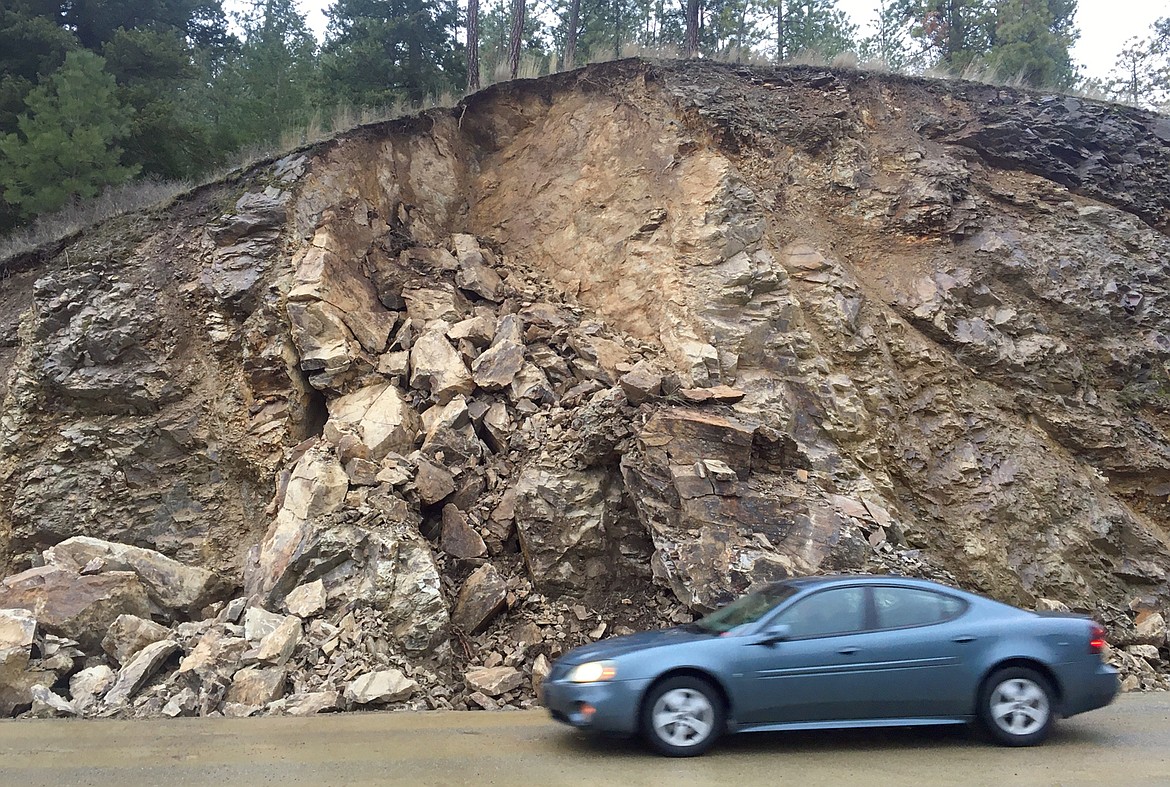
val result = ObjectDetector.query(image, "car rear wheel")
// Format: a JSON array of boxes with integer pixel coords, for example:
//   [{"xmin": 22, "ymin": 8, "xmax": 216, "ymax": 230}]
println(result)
[
  {"xmin": 641, "ymin": 676, "xmax": 725, "ymax": 757},
  {"xmin": 979, "ymin": 667, "xmax": 1055, "ymax": 746}
]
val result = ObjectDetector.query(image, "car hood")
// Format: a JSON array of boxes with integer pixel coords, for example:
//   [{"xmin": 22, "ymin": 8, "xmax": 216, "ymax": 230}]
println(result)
[{"xmin": 558, "ymin": 626, "xmax": 715, "ymax": 664}]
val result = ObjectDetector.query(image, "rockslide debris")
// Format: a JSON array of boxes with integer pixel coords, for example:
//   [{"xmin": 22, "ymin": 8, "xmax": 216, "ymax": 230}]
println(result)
[{"xmin": 1, "ymin": 59, "xmax": 1169, "ymax": 717}]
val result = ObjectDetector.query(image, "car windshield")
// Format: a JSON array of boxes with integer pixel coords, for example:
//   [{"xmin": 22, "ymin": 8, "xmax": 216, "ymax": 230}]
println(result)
[{"xmin": 693, "ymin": 583, "xmax": 800, "ymax": 634}]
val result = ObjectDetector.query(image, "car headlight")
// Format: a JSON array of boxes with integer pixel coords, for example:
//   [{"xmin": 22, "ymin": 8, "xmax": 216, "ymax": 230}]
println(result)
[{"xmin": 567, "ymin": 660, "xmax": 617, "ymax": 683}]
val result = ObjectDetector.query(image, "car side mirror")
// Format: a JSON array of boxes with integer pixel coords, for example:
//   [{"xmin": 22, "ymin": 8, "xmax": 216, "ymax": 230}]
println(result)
[{"xmin": 755, "ymin": 623, "xmax": 792, "ymax": 646}]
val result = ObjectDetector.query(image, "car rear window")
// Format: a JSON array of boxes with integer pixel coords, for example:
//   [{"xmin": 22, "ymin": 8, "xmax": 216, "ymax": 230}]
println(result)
[{"xmin": 874, "ymin": 586, "xmax": 967, "ymax": 629}]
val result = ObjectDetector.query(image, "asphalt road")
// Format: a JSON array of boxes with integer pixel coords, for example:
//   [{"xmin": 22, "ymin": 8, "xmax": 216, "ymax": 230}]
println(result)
[{"xmin": 0, "ymin": 693, "xmax": 1167, "ymax": 786}]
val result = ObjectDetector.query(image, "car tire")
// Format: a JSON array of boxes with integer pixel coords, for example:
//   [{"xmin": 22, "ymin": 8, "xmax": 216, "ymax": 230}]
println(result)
[
  {"xmin": 978, "ymin": 667, "xmax": 1056, "ymax": 747},
  {"xmin": 640, "ymin": 676, "xmax": 725, "ymax": 757}
]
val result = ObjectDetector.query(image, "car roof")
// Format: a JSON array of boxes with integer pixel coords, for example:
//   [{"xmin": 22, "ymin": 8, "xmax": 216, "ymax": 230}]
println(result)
[{"xmin": 781, "ymin": 574, "xmax": 961, "ymax": 592}]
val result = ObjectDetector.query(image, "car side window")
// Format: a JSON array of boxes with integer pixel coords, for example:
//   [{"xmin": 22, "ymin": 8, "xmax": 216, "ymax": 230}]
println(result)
[
  {"xmin": 874, "ymin": 586, "xmax": 966, "ymax": 630},
  {"xmin": 771, "ymin": 587, "xmax": 866, "ymax": 639}
]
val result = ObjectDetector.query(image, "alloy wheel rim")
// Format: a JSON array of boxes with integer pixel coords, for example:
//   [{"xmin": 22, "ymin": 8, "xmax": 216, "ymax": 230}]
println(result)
[
  {"xmin": 652, "ymin": 688, "xmax": 715, "ymax": 747},
  {"xmin": 989, "ymin": 678, "xmax": 1050, "ymax": 736}
]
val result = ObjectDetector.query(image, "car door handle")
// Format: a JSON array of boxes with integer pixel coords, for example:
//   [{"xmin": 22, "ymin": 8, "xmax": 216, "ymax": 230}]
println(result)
[
  {"xmin": 838, "ymin": 647, "xmax": 859, "ymax": 655},
  {"xmin": 952, "ymin": 635, "xmax": 976, "ymax": 644}
]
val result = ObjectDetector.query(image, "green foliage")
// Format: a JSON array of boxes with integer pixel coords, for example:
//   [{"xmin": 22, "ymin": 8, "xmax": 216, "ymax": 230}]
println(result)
[
  {"xmin": 0, "ymin": 51, "xmax": 139, "ymax": 220},
  {"xmin": 320, "ymin": 0, "xmax": 466, "ymax": 105},
  {"xmin": 104, "ymin": 27, "xmax": 220, "ymax": 179},
  {"xmin": 772, "ymin": 0, "xmax": 857, "ymax": 61},
  {"xmin": 215, "ymin": 0, "xmax": 318, "ymax": 149},
  {"xmin": 0, "ymin": 9, "xmax": 78, "ymax": 134},
  {"xmin": 63, "ymin": 0, "xmax": 230, "ymax": 50},
  {"xmin": 858, "ymin": 0, "xmax": 924, "ymax": 71},
  {"xmin": 986, "ymin": 0, "xmax": 1078, "ymax": 88},
  {"xmin": 893, "ymin": 0, "xmax": 996, "ymax": 72}
]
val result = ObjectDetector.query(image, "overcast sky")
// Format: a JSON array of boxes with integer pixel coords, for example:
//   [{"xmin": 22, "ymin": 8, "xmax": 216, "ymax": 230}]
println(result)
[{"xmin": 291, "ymin": 0, "xmax": 1169, "ymax": 82}]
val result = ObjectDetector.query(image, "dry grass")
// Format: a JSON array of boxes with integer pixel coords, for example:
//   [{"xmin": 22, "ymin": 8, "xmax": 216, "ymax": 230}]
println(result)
[
  {"xmin": 0, "ymin": 94, "xmax": 459, "ymax": 265},
  {"xmin": 0, "ymin": 178, "xmax": 190, "ymax": 263}
]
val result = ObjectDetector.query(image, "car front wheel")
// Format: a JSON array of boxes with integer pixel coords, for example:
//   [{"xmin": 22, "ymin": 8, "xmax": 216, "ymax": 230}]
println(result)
[
  {"xmin": 978, "ymin": 667, "xmax": 1056, "ymax": 746},
  {"xmin": 640, "ymin": 676, "xmax": 725, "ymax": 757}
]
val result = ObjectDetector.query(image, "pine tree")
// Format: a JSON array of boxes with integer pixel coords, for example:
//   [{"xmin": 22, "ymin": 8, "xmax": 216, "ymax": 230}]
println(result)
[
  {"xmin": 0, "ymin": 51, "xmax": 139, "ymax": 219},
  {"xmin": 773, "ymin": 0, "xmax": 856, "ymax": 62},
  {"xmin": 216, "ymin": 0, "xmax": 318, "ymax": 148},
  {"xmin": 858, "ymin": 0, "xmax": 922, "ymax": 71},
  {"xmin": 103, "ymin": 27, "xmax": 221, "ymax": 179},
  {"xmin": 894, "ymin": 0, "xmax": 995, "ymax": 73},
  {"xmin": 986, "ymin": 0, "xmax": 1078, "ymax": 88},
  {"xmin": 320, "ymin": 0, "xmax": 466, "ymax": 105},
  {"xmin": 1099, "ymin": 17, "xmax": 1169, "ymax": 109}
]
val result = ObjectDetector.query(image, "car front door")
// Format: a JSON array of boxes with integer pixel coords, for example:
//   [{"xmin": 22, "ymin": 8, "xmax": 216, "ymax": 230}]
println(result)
[{"xmin": 728, "ymin": 585, "xmax": 871, "ymax": 725}]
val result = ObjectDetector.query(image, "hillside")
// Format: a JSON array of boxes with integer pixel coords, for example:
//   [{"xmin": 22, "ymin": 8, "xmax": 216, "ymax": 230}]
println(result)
[{"xmin": 0, "ymin": 58, "xmax": 1167, "ymax": 718}]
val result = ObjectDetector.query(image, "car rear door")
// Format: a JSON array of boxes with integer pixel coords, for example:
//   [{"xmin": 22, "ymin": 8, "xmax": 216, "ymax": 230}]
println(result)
[
  {"xmin": 728, "ymin": 585, "xmax": 873, "ymax": 725},
  {"xmin": 855, "ymin": 585, "xmax": 978, "ymax": 718}
]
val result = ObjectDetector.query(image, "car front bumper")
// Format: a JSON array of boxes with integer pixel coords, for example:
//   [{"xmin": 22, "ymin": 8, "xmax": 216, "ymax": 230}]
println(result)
[{"xmin": 543, "ymin": 677, "xmax": 652, "ymax": 735}]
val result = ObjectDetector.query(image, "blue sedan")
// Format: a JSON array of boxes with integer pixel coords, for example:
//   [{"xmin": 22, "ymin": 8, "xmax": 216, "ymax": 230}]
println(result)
[{"xmin": 544, "ymin": 575, "xmax": 1119, "ymax": 756}]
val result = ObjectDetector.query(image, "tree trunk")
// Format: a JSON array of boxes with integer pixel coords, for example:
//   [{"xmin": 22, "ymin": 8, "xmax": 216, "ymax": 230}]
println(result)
[
  {"xmin": 565, "ymin": 0, "xmax": 580, "ymax": 69},
  {"xmin": 613, "ymin": 0, "xmax": 621, "ymax": 59},
  {"xmin": 776, "ymin": 0, "xmax": 786, "ymax": 62},
  {"xmin": 509, "ymin": 0, "xmax": 525, "ymax": 79},
  {"xmin": 734, "ymin": 0, "xmax": 747, "ymax": 62},
  {"xmin": 686, "ymin": 0, "xmax": 699, "ymax": 57},
  {"xmin": 467, "ymin": 0, "xmax": 480, "ymax": 91}
]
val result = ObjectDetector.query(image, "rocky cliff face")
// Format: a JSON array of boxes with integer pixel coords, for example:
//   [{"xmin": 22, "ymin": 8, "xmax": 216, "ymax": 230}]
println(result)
[{"xmin": 1, "ymin": 59, "xmax": 1168, "ymax": 717}]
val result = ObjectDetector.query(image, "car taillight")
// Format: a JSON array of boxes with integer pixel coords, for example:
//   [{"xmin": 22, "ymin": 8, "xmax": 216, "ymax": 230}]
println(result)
[{"xmin": 1089, "ymin": 623, "xmax": 1106, "ymax": 655}]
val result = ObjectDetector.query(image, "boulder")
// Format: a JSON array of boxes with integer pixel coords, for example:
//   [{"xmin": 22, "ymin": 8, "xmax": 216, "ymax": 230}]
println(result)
[
  {"xmin": 1135, "ymin": 611, "xmax": 1167, "ymax": 646},
  {"xmin": 28, "ymin": 685, "xmax": 76, "ymax": 718},
  {"xmin": 447, "ymin": 314, "xmax": 496, "ymax": 346},
  {"xmin": 420, "ymin": 396, "xmax": 484, "ymax": 464},
  {"xmin": 415, "ymin": 459, "xmax": 455, "ymax": 505},
  {"xmin": 246, "ymin": 448, "xmax": 349, "ymax": 603},
  {"xmin": 402, "ymin": 288, "xmax": 465, "ymax": 323},
  {"xmin": 70, "ymin": 665, "xmax": 116, "ymax": 713},
  {"xmin": 514, "ymin": 467, "xmax": 614, "ymax": 590},
  {"xmin": 0, "ymin": 608, "xmax": 36, "ymax": 651},
  {"xmin": 451, "ymin": 565, "xmax": 507, "ymax": 635},
  {"xmin": 344, "ymin": 669, "xmax": 417, "ymax": 705},
  {"xmin": 287, "ymin": 301, "xmax": 357, "ymax": 379},
  {"xmin": 162, "ymin": 687, "xmax": 198, "ymax": 717},
  {"xmin": 472, "ymin": 315, "xmax": 526, "ymax": 389},
  {"xmin": 0, "ymin": 566, "xmax": 152, "ymax": 651},
  {"xmin": 0, "ymin": 608, "xmax": 43, "ymax": 716},
  {"xmin": 44, "ymin": 536, "xmax": 228, "ymax": 616},
  {"xmin": 410, "ymin": 325, "xmax": 474, "ymax": 403},
  {"xmin": 464, "ymin": 666, "xmax": 523, "ymax": 697},
  {"xmin": 104, "ymin": 639, "xmax": 179, "ymax": 706},
  {"xmin": 284, "ymin": 580, "xmax": 326, "ymax": 618},
  {"xmin": 254, "ymin": 616, "xmax": 302, "ymax": 665},
  {"xmin": 176, "ymin": 629, "xmax": 249, "ymax": 681},
  {"xmin": 271, "ymin": 691, "xmax": 340, "ymax": 716},
  {"xmin": 326, "ymin": 383, "xmax": 420, "ymax": 461},
  {"xmin": 244, "ymin": 607, "xmax": 289, "ymax": 643},
  {"xmin": 441, "ymin": 505, "xmax": 487, "ymax": 559},
  {"xmin": 226, "ymin": 667, "xmax": 287, "ymax": 706},
  {"xmin": 619, "ymin": 360, "xmax": 664, "ymax": 405},
  {"xmin": 102, "ymin": 614, "xmax": 172, "ymax": 666},
  {"xmin": 455, "ymin": 253, "xmax": 503, "ymax": 302},
  {"xmin": 531, "ymin": 653, "xmax": 551, "ymax": 702}
]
